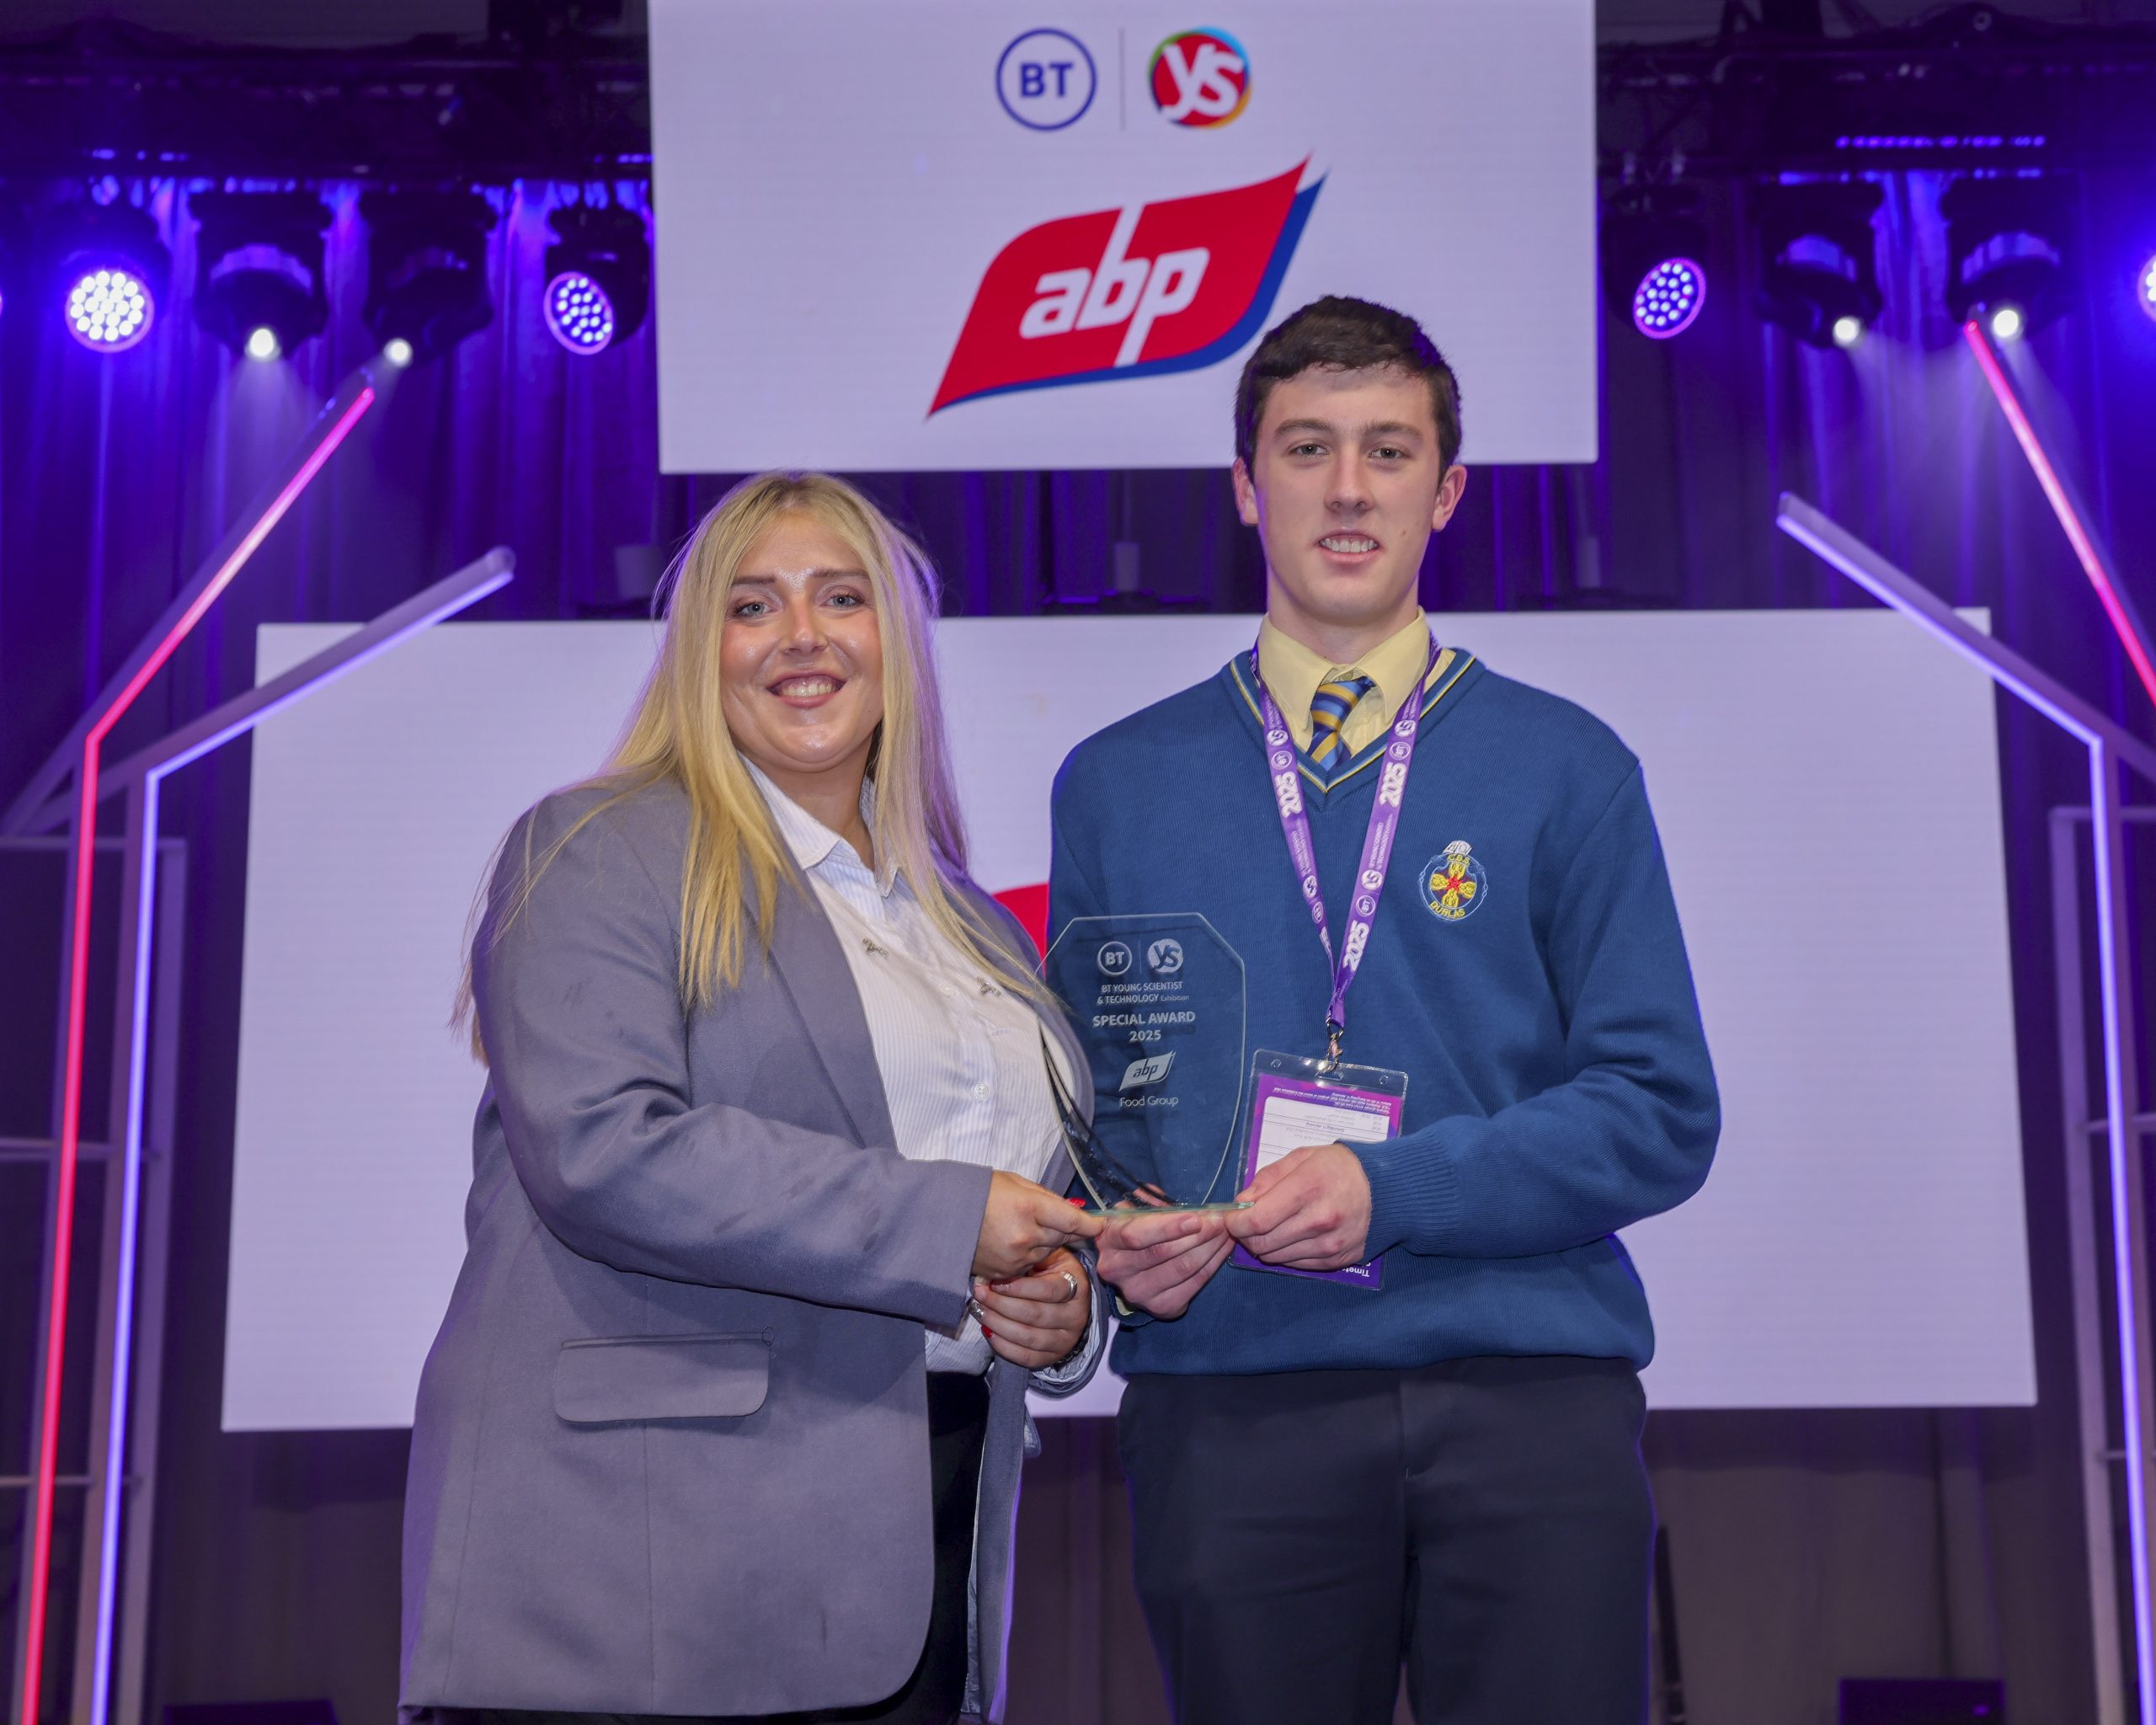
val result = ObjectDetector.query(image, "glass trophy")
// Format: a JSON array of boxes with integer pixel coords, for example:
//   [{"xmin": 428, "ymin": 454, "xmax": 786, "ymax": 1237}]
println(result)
[{"xmin": 1043, "ymin": 914, "xmax": 1252, "ymax": 1213}]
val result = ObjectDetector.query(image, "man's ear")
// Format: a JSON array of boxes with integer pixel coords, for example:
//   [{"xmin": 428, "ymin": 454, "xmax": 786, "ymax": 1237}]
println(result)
[
  {"xmin": 1231, "ymin": 457, "xmax": 1260, "ymax": 527},
  {"xmin": 1431, "ymin": 463, "xmax": 1469, "ymax": 531}
]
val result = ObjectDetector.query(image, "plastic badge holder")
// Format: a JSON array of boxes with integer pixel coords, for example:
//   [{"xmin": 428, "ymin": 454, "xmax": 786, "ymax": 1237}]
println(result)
[{"xmin": 1230, "ymin": 1049, "xmax": 1406, "ymax": 1288}]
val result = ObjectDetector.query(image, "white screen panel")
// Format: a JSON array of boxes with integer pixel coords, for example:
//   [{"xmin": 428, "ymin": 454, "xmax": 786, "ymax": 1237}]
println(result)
[{"xmin": 224, "ymin": 611, "xmax": 2031, "ymax": 1428}]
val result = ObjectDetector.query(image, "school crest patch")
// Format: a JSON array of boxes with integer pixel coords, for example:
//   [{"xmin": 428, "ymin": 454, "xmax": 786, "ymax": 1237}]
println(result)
[{"xmin": 1422, "ymin": 841, "xmax": 1486, "ymax": 922}]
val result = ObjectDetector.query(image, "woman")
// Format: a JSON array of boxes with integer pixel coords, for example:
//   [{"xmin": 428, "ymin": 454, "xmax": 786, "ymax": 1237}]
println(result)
[{"xmin": 401, "ymin": 473, "xmax": 1103, "ymax": 1725}]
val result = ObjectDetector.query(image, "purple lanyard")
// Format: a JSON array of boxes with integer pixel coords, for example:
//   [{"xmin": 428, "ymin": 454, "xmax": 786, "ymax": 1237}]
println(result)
[{"xmin": 1251, "ymin": 633, "xmax": 1439, "ymax": 1065}]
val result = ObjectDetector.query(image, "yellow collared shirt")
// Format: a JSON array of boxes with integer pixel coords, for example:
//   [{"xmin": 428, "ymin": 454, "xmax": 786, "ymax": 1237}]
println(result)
[{"xmin": 1256, "ymin": 611, "xmax": 1437, "ymax": 756}]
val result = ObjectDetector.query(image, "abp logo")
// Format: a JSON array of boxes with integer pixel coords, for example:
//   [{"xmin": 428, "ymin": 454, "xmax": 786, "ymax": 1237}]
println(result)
[
  {"xmin": 930, "ymin": 163, "xmax": 1321, "ymax": 414},
  {"xmin": 1150, "ymin": 29, "xmax": 1251, "ymax": 128}
]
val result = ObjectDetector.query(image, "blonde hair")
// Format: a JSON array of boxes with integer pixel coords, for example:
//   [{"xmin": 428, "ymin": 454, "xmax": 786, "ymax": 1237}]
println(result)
[{"xmin": 460, "ymin": 472, "xmax": 1043, "ymax": 1054}]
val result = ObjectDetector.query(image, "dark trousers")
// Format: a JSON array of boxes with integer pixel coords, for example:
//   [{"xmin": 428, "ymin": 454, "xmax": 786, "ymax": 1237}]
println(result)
[
  {"xmin": 1118, "ymin": 1356, "xmax": 1653, "ymax": 1725},
  {"xmin": 443, "ymin": 1370, "xmax": 990, "ymax": 1725}
]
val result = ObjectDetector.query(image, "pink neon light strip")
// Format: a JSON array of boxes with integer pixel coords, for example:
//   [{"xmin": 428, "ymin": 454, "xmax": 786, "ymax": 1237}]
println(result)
[
  {"xmin": 1962, "ymin": 320, "xmax": 2156, "ymax": 714},
  {"xmin": 18, "ymin": 385, "xmax": 374, "ymax": 1725}
]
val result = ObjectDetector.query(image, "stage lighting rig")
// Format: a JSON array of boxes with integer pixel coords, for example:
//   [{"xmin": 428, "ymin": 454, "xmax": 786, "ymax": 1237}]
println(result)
[
  {"xmin": 1601, "ymin": 185, "xmax": 1710, "ymax": 340},
  {"xmin": 360, "ymin": 190, "xmax": 498, "ymax": 364},
  {"xmin": 190, "ymin": 190, "xmax": 330, "ymax": 360},
  {"xmin": 542, "ymin": 203, "xmax": 649, "ymax": 355},
  {"xmin": 1941, "ymin": 175, "xmax": 2073, "ymax": 340},
  {"xmin": 1755, "ymin": 181, "xmax": 1883, "ymax": 350},
  {"xmin": 56, "ymin": 200, "xmax": 169, "ymax": 354}
]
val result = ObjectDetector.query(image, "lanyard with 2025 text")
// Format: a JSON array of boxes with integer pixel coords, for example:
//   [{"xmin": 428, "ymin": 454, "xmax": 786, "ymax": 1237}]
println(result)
[{"xmin": 1247, "ymin": 632, "xmax": 1440, "ymax": 1070}]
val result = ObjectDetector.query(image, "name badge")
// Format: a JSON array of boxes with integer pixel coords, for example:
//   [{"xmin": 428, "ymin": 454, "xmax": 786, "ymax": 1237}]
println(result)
[{"xmin": 1232, "ymin": 1049, "xmax": 1407, "ymax": 1290}]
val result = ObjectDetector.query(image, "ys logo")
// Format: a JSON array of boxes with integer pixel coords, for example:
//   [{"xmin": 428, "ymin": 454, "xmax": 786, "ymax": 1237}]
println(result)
[
  {"xmin": 1149, "ymin": 29, "xmax": 1251, "ymax": 128},
  {"xmin": 1422, "ymin": 841, "xmax": 1487, "ymax": 923}
]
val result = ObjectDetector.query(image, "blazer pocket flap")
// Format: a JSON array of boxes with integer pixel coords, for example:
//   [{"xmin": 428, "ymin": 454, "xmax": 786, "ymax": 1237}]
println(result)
[{"xmin": 553, "ymin": 1332, "xmax": 772, "ymax": 1424}]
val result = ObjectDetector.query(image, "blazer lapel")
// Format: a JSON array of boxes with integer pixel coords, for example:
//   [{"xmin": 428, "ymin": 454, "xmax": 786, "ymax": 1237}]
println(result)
[
  {"xmin": 770, "ymin": 873, "xmax": 1095, "ymax": 1151},
  {"xmin": 767, "ymin": 879, "xmax": 898, "ymax": 1151}
]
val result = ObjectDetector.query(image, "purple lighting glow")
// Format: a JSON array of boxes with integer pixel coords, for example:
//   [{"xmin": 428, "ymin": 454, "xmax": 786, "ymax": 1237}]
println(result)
[
  {"xmin": 1632, "ymin": 258, "xmax": 1706, "ymax": 339},
  {"xmin": 67, "ymin": 265, "xmax": 154, "ymax": 351},
  {"xmin": 544, "ymin": 269, "xmax": 616, "ymax": 354}
]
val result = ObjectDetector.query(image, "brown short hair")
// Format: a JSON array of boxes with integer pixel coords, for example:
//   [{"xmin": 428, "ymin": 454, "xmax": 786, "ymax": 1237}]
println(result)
[{"xmin": 1234, "ymin": 296, "xmax": 1462, "ymax": 472}]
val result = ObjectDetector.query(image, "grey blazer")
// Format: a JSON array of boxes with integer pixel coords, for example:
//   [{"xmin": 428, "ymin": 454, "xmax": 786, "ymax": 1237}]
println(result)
[{"xmin": 399, "ymin": 778, "xmax": 1100, "ymax": 1722}]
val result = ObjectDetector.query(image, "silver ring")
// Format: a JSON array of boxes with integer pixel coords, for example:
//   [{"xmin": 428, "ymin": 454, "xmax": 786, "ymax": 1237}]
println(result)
[{"xmin": 1059, "ymin": 1269, "xmax": 1080, "ymax": 1302}]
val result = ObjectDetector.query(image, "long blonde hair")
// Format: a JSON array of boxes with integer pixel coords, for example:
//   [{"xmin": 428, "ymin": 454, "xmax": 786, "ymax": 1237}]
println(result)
[{"xmin": 461, "ymin": 472, "xmax": 1042, "ymax": 1052}]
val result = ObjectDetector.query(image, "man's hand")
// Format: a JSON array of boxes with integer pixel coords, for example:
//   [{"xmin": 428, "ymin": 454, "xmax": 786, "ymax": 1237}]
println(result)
[
  {"xmin": 1097, "ymin": 1209, "xmax": 1235, "ymax": 1319},
  {"xmin": 974, "ymin": 1247, "xmax": 1091, "ymax": 1370},
  {"xmin": 974, "ymin": 1171, "xmax": 1104, "ymax": 1283},
  {"xmin": 1225, "ymin": 1142, "xmax": 1372, "ymax": 1271}
]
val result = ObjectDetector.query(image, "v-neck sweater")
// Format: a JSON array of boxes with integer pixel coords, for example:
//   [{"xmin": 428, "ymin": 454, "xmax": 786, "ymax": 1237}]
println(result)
[{"xmin": 1049, "ymin": 649, "xmax": 1720, "ymax": 1376}]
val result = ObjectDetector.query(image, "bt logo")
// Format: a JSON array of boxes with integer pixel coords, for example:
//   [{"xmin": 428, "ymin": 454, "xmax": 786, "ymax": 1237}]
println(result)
[
  {"xmin": 997, "ymin": 29, "xmax": 1098, "ymax": 131},
  {"xmin": 1149, "ymin": 29, "xmax": 1251, "ymax": 128}
]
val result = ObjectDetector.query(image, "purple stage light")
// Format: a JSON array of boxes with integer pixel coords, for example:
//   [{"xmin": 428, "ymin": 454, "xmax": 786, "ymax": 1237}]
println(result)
[
  {"xmin": 544, "ymin": 269, "xmax": 616, "ymax": 354},
  {"xmin": 67, "ymin": 264, "xmax": 154, "ymax": 351},
  {"xmin": 1632, "ymin": 258, "xmax": 1706, "ymax": 339},
  {"xmin": 2138, "ymin": 254, "xmax": 2156, "ymax": 324}
]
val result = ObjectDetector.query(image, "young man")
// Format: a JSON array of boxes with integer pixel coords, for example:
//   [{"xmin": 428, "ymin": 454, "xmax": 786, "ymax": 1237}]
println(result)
[{"xmin": 1049, "ymin": 297, "xmax": 1719, "ymax": 1725}]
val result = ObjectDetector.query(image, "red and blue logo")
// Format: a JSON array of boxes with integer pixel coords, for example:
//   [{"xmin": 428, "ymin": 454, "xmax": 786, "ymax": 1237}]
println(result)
[
  {"xmin": 930, "ymin": 163, "xmax": 1321, "ymax": 415},
  {"xmin": 1149, "ymin": 29, "xmax": 1251, "ymax": 127}
]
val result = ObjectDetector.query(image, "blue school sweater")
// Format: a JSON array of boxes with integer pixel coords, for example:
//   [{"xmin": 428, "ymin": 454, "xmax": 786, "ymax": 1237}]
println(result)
[{"xmin": 1049, "ymin": 647, "xmax": 1720, "ymax": 1376}]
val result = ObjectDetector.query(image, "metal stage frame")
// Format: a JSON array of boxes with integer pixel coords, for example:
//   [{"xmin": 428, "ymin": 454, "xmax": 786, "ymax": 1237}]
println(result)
[
  {"xmin": 1781, "ymin": 494, "xmax": 2155, "ymax": 1725},
  {"xmin": 2, "ymin": 353, "xmax": 512, "ymax": 1725}
]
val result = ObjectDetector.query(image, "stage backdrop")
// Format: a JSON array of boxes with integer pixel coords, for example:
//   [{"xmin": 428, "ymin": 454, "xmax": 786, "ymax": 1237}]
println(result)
[
  {"xmin": 647, "ymin": 0, "xmax": 1595, "ymax": 472},
  {"xmin": 221, "ymin": 610, "xmax": 2033, "ymax": 1431}
]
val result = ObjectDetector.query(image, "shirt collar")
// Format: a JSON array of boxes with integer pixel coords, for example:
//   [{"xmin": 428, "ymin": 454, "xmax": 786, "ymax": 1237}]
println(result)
[
  {"xmin": 745, "ymin": 761, "xmax": 894, "ymax": 892},
  {"xmin": 1255, "ymin": 609, "xmax": 1436, "ymax": 736}
]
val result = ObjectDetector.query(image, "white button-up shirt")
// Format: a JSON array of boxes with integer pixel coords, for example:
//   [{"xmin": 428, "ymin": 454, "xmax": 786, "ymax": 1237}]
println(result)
[{"xmin": 750, "ymin": 766, "xmax": 1072, "ymax": 1375}]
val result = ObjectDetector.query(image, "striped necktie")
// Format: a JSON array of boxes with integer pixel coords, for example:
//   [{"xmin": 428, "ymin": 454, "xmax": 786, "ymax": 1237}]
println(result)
[{"xmin": 1308, "ymin": 673, "xmax": 1376, "ymax": 782}]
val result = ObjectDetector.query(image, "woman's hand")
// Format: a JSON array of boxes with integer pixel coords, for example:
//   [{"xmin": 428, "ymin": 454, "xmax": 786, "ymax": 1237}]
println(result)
[
  {"xmin": 974, "ymin": 1171, "xmax": 1102, "ymax": 1283},
  {"xmin": 974, "ymin": 1247, "xmax": 1092, "ymax": 1371}
]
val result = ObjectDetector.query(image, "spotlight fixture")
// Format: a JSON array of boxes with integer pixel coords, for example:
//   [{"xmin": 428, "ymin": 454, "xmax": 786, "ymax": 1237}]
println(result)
[
  {"xmin": 191, "ymin": 190, "xmax": 330, "ymax": 360},
  {"xmin": 1988, "ymin": 303, "xmax": 2025, "ymax": 342},
  {"xmin": 1633, "ymin": 259, "xmax": 1707, "ymax": 340},
  {"xmin": 56, "ymin": 201, "xmax": 170, "ymax": 354},
  {"xmin": 360, "ymin": 190, "xmax": 498, "ymax": 364},
  {"xmin": 541, "ymin": 203, "xmax": 650, "ymax": 355},
  {"xmin": 382, "ymin": 336, "xmax": 414, "ymax": 368},
  {"xmin": 2133, "ymin": 251, "xmax": 2156, "ymax": 325},
  {"xmin": 1601, "ymin": 185, "xmax": 1710, "ymax": 340},
  {"xmin": 1755, "ymin": 180, "xmax": 1883, "ymax": 350},
  {"xmin": 1940, "ymin": 175, "xmax": 2073, "ymax": 339}
]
